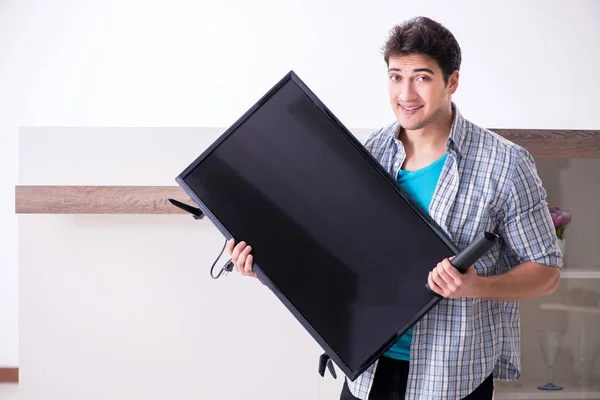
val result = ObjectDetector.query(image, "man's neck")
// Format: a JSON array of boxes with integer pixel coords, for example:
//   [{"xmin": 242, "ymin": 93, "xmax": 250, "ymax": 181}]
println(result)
[{"xmin": 398, "ymin": 105, "xmax": 454, "ymax": 171}]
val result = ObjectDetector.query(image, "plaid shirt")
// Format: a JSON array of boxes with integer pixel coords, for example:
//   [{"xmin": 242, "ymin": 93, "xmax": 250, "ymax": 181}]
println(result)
[{"xmin": 346, "ymin": 103, "xmax": 563, "ymax": 400}]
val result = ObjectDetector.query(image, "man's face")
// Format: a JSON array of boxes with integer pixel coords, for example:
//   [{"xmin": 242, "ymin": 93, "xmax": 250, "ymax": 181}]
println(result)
[{"xmin": 387, "ymin": 54, "xmax": 458, "ymax": 131}]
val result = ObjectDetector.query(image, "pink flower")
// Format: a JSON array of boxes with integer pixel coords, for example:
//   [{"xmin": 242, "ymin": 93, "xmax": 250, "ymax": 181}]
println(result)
[
  {"xmin": 548, "ymin": 206, "xmax": 571, "ymax": 240},
  {"xmin": 549, "ymin": 207, "xmax": 571, "ymax": 228}
]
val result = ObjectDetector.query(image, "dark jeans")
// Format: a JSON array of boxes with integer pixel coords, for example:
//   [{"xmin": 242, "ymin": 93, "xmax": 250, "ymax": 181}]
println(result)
[{"xmin": 340, "ymin": 356, "xmax": 494, "ymax": 400}]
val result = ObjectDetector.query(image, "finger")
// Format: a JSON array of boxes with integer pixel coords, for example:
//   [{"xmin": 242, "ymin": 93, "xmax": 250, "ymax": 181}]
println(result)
[
  {"xmin": 236, "ymin": 246, "xmax": 252, "ymax": 273},
  {"xmin": 231, "ymin": 242, "xmax": 246, "ymax": 273},
  {"xmin": 428, "ymin": 272, "xmax": 443, "ymax": 296},
  {"xmin": 226, "ymin": 238, "xmax": 235, "ymax": 256},
  {"xmin": 439, "ymin": 259, "xmax": 459, "ymax": 283},
  {"xmin": 231, "ymin": 241, "xmax": 246, "ymax": 264},
  {"xmin": 442, "ymin": 258, "xmax": 462, "ymax": 283},
  {"xmin": 244, "ymin": 254, "xmax": 255, "ymax": 276},
  {"xmin": 431, "ymin": 264, "xmax": 448, "ymax": 293},
  {"xmin": 239, "ymin": 246, "xmax": 252, "ymax": 274},
  {"xmin": 437, "ymin": 265, "xmax": 457, "ymax": 294}
]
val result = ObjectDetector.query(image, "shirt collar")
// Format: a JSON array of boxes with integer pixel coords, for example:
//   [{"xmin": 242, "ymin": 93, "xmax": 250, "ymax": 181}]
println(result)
[{"xmin": 446, "ymin": 102, "xmax": 467, "ymax": 160}]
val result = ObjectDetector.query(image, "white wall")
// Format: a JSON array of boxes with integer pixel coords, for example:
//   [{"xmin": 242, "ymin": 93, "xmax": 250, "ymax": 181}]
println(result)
[
  {"xmin": 2, "ymin": 0, "xmax": 600, "ymax": 397},
  {"xmin": 17, "ymin": 127, "xmax": 354, "ymax": 399}
]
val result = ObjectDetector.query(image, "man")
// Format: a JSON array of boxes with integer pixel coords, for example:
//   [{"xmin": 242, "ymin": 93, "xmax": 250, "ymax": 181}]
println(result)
[{"xmin": 226, "ymin": 16, "xmax": 562, "ymax": 400}]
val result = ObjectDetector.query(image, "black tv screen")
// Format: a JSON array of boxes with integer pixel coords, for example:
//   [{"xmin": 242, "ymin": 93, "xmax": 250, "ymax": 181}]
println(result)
[{"xmin": 176, "ymin": 71, "xmax": 460, "ymax": 380}]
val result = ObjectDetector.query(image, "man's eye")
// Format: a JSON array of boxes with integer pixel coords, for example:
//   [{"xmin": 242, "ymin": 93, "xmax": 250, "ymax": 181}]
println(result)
[
  {"xmin": 390, "ymin": 75, "xmax": 400, "ymax": 81},
  {"xmin": 417, "ymin": 76, "xmax": 430, "ymax": 82}
]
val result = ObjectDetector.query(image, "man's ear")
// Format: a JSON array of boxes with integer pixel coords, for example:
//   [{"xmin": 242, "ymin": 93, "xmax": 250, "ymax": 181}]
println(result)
[{"xmin": 447, "ymin": 70, "xmax": 459, "ymax": 95}]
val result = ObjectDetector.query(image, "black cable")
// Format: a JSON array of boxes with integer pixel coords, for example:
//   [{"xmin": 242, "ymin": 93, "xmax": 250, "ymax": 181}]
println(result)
[
  {"xmin": 210, "ymin": 239, "xmax": 234, "ymax": 279},
  {"xmin": 167, "ymin": 199, "xmax": 232, "ymax": 279}
]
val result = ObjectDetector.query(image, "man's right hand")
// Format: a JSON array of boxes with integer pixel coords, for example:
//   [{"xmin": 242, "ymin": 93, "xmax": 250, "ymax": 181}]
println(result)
[{"xmin": 226, "ymin": 238, "xmax": 257, "ymax": 278}]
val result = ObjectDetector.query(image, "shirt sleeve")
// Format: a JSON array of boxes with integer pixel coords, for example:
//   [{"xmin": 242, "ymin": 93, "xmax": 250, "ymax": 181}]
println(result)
[{"xmin": 498, "ymin": 149, "xmax": 563, "ymax": 269}]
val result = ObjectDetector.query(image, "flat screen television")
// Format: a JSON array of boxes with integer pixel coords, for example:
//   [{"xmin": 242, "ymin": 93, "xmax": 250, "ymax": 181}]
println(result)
[{"xmin": 176, "ymin": 70, "xmax": 471, "ymax": 381}]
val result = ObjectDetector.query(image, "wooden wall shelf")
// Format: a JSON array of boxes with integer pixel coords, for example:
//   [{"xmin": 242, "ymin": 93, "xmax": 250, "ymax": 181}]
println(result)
[
  {"xmin": 14, "ymin": 129, "xmax": 600, "ymax": 214},
  {"xmin": 491, "ymin": 129, "xmax": 600, "ymax": 158},
  {"xmin": 15, "ymin": 186, "xmax": 194, "ymax": 215}
]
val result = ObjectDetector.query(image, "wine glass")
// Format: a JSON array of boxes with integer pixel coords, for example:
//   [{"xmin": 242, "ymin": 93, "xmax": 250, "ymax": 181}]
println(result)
[
  {"xmin": 572, "ymin": 325, "xmax": 600, "ymax": 388},
  {"xmin": 537, "ymin": 330, "xmax": 566, "ymax": 390}
]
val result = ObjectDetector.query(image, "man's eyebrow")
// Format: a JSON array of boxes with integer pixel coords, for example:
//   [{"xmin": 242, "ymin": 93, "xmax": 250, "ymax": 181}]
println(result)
[
  {"xmin": 413, "ymin": 68, "xmax": 435, "ymax": 74},
  {"xmin": 387, "ymin": 67, "xmax": 435, "ymax": 75}
]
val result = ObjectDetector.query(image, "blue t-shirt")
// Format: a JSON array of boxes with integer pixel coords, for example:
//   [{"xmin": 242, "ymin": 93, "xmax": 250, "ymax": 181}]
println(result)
[{"xmin": 383, "ymin": 152, "xmax": 448, "ymax": 361}]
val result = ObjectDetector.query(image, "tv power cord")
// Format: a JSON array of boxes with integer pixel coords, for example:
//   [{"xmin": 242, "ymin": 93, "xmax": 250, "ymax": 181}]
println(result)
[
  {"xmin": 210, "ymin": 239, "xmax": 235, "ymax": 279},
  {"xmin": 168, "ymin": 198, "xmax": 234, "ymax": 279}
]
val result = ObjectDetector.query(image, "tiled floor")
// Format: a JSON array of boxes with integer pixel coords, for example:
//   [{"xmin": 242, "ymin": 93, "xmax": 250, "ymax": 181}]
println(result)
[{"xmin": 0, "ymin": 384, "xmax": 18, "ymax": 400}]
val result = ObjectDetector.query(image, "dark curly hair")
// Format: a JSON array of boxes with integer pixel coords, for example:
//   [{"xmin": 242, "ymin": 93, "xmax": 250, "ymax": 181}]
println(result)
[{"xmin": 382, "ymin": 16, "xmax": 462, "ymax": 84}]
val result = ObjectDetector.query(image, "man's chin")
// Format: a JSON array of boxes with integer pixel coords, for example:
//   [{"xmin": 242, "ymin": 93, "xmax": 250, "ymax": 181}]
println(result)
[{"xmin": 396, "ymin": 118, "xmax": 425, "ymax": 131}]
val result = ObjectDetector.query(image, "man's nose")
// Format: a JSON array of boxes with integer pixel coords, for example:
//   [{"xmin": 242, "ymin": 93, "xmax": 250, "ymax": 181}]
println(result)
[{"xmin": 397, "ymin": 81, "xmax": 417, "ymax": 102}]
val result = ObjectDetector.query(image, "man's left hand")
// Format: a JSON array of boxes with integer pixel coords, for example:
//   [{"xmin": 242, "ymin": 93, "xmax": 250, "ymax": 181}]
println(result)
[{"xmin": 428, "ymin": 257, "xmax": 481, "ymax": 298}]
